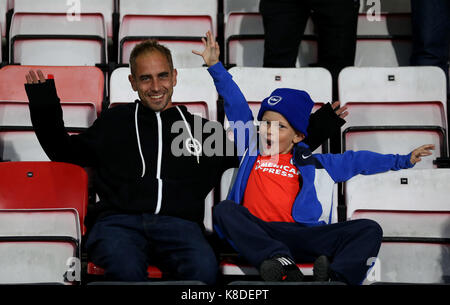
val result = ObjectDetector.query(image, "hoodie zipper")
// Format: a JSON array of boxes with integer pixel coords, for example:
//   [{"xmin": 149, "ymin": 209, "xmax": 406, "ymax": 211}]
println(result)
[
  {"xmin": 134, "ymin": 103, "xmax": 163, "ymax": 215},
  {"xmin": 155, "ymin": 111, "xmax": 163, "ymax": 214}
]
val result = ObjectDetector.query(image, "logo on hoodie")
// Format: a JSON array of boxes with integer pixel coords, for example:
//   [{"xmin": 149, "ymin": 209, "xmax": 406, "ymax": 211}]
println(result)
[{"xmin": 185, "ymin": 138, "xmax": 202, "ymax": 156}]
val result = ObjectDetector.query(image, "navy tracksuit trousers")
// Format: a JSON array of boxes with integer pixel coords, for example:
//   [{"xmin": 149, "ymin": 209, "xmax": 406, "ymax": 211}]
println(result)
[{"xmin": 213, "ymin": 200, "xmax": 383, "ymax": 285}]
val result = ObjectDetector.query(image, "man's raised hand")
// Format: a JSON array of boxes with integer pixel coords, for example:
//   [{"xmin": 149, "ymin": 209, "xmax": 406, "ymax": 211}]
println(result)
[
  {"xmin": 331, "ymin": 101, "xmax": 348, "ymax": 120},
  {"xmin": 192, "ymin": 31, "xmax": 220, "ymax": 67},
  {"xmin": 25, "ymin": 70, "xmax": 46, "ymax": 85}
]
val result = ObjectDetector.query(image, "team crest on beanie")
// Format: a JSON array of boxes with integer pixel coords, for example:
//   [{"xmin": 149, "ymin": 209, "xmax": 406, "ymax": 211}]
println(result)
[{"xmin": 267, "ymin": 96, "xmax": 283, "ymax": 106}]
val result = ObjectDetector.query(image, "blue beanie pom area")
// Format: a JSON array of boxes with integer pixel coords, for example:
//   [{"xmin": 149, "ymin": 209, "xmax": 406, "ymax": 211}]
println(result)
[{"xmin": 257, "ymin": 88, "xmax": 314, "ymax": 137}]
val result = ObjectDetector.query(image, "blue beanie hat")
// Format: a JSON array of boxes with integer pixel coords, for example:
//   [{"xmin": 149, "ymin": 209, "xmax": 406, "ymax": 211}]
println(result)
[{"xmin": 257, "ymin": 88, "xmax": 314, "ymax": 137}]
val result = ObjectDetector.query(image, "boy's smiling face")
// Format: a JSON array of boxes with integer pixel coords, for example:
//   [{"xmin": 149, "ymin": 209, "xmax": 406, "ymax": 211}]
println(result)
[{"xmin": 259, "ymin": 111, "xmax": 305, "ymax": 156}]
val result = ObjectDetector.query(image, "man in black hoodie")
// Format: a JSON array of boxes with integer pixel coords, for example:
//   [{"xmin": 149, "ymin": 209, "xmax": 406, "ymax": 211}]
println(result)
[{"xmin": 24, "ymin": 40, "xmax": 346, "ymax": 283}]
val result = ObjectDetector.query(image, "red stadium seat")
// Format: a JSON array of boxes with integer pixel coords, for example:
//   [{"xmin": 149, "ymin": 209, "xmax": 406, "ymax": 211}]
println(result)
[
  {"xmin": 0, "ymin": 161, "xmax": 88, "ymax": 284},
  {"xmin": 0, "ymin": 65, "xmax": 104, "ymax": 161},
  {"xmin": 87, "ymin": 263, "xmax": 163, "ymax": 279},
  {"xmin": 0, "ymin": 161, "xmax": 89, "ymax": 234},
  {"xmin": 0, "ymin": 65, "xmax": 105, "ymax": 117}
]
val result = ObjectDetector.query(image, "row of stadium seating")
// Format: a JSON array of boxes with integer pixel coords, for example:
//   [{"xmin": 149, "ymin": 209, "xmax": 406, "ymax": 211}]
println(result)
[
  {"xmin": 0, "ymin": 62, "xmax": 449, "ymax": 284},
  {"xmin": 1, "ymin": 161, "xmax": 449, "ymax": 284},
  {"xmin": 0, "ymin": 64, "xmax": 447, "ymax": 166},
  {"xmin": 0, "ymin": 0, "xmax": 426, "ymax": 68},
  {"xmin": 0, "ymin": 0, "xmax": 449, "ymax": 285}
]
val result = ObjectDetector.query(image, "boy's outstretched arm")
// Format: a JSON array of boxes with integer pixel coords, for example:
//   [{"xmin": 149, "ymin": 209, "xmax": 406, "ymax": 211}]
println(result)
[{"xmin": 315, "ymin": 144, "xmax": 436, "ymax": 183}]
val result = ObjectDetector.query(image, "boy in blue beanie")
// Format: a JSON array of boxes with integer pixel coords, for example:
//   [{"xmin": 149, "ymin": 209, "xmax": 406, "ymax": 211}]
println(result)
[{"xmin": 193, "ymin": 32, "xmax": 435, "ymax": 284}]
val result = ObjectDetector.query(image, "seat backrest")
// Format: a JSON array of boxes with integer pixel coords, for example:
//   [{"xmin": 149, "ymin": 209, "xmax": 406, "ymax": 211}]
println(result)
[
  {"xmin": 0, "ymin": 209, "xmax": 80, "ymax": 239},
  {"xmin": 0, "ymin": 101, "xmax": 96, "ymax": 129},
  {"xmin": 345, "ymin": 168, "xmax": 450, "ymax": 218},
  {"xmin": 10, "ymin": 12, "xmax": 106, "ymax": 38},
  {"xmin": 358, "ymin": 0, "xmax": 411, "ymax": 14},
  {"xmin": 344, "ymin": 129, "xmax": 443, "ymax": 169},
  {"xmin": 355, "ymin": 39, "xmax": 412, "ymax": 67},
  {"xmin": 13, "ymin": 0, "xmax": 115, "ymax": 38},
  {"xmin": 339, "ymin": 66, "xmax": 447, "ymax": 129},
  {"xmin": 346, "ymin": 169, "xmax": 450, "ymax": 246},
  {"xmin": 0, "ymin": 65, "xmax": 105, "ymax": 115},
  {"xmin": 356, "ymin": 0, "xmax": 412, "ymax": 67},
  {"xmin": 223, "ymin": 0, "xmax": 260, "ymax": 17},
  {"xmin": 357, "ymin": 13, "xmax": 411, "ymax": 36},
  {"xmin": 110, "ymin": 67, "xmax": 217, "ymax": 121},
  {"xmin": 118, "ymin": 2, "xmax": 215, "ymax": 67},
  {"xmin": 0, "ymin": 0, "xmax": 7, "ymax": 39},
  {"xmin": 365, "ymin": 242, "xmax": 450, "ymax": 284},
  {"xmin": 228, "ymin": 66, "xmax": 331, "ymax": 106},
  {"xmin": 120, "ymin": 0, "xmax": 218, "ymax": 33},
  {"xmin": 338, "ymin": 66, "xmax": 448, "ymax": 159},
  {"xmin": 0, "ymin": 131, "xmax": 49, "ymax": 161},
  {"xmin": 0, "ymin": 161, "xmax": 89, "ymax": 234}
]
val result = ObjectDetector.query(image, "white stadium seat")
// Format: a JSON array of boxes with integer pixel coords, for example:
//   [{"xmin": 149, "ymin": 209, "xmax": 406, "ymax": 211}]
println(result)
[
  {"xmin": 9, "ymin": 12, "xmax": 107, "ymax": 65},
  {"xmin": 338, "ymin": 66, "xmax": 448, "ymax": 168},
  {"xmin": 224, "ymin": 0, "xmax": 316, "ymax": 67},
  {"xmin": 119, "ymin": 0, "xmax": 217, "ymax": 68},
  {"xmin": 13, "ymin": 0, "xmax": 115, "ymax": 39},
  {"xmin": 356, "ymin": 0, "xmax": 412, "ymax": 67},
  {"xmin": 346, "ymin": 169, "xmax": 450, "ymax": 284}
]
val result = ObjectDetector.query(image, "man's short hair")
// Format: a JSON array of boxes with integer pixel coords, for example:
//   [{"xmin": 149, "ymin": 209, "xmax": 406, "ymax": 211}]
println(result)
[{"xmin": 129, "ymin": 40, "xmax": 174, "ymax": 76}]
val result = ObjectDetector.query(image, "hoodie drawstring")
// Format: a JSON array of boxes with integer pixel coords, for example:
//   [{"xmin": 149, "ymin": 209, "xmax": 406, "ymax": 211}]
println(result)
[
  {"xmin": 175, "ymin": 106, "xmax": 200, "ymax": 164},
  {"xmin": 135, "ymin": 103, "xmax": 146, "ymax": 177}
]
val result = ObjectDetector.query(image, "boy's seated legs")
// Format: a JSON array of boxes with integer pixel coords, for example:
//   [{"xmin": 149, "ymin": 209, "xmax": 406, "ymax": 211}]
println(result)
[
  {"xmin": 214, "ymin": 200, "xmax": 383, "ymax": 284},
  {"xmin": 281, "ymin": 219, "xmax": 383, "ymax": 285},
  {"xmin": 213, "ymin": 200, "xmax": 295, "ymax": 267},
  {"xmin": 213, "ymin": 200, "xmax": 303, "ymax": 281}
]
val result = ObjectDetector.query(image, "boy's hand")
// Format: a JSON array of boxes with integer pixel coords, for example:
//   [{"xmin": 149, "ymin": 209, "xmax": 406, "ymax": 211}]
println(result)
[
  {"xmin": 410, "ymin": 144, "xmax": 435, "ymax": 164},
  {"xmin": 192, "ymin": 30, "xmax": 220, "ymax": 67},
  {"xmin": 331, "ymin": 101, "xmax": 348, "ymax": 120},
  {"xmin": 25, "ymin": 70, "xmax": 46, "ymax": 84}
]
